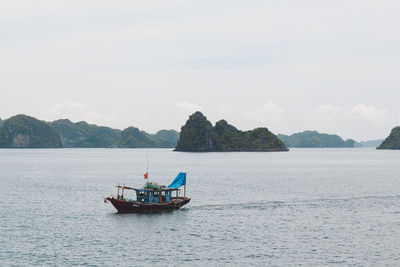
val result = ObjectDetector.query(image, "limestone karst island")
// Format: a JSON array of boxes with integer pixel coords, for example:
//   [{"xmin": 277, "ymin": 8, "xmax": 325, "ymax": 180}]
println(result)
[
  {"xmin": 0, "ymin": 113, "xmax": 398, "ymax": 150},
  {"xmin": 174, "ymin": 111, "xmax": 288, "ymax": 152},
  {"xmin": 377, "ymin": 126, "xmax": 400, "ymax": 150}
]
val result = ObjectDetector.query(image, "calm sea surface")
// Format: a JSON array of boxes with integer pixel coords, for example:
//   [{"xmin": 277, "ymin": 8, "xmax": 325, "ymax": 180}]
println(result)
[{"xmin": 0, "ymin": 148, "xmax": 399, "ymax": 266}]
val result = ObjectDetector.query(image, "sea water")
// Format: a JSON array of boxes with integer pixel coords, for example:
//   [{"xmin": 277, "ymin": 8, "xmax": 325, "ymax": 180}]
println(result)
[{"xmin": 0, "ymin": 148, "xmax": 399, "ymax": 266}]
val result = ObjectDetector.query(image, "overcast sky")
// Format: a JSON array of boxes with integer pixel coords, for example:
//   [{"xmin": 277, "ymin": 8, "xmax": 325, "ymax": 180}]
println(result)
[{"xmin": 1, "ymin": 0, "xmax": 399, "ymax": 141}]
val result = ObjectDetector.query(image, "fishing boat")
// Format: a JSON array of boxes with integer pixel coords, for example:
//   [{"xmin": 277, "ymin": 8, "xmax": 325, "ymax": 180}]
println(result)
[{"xmin": 104, "ymin": 172, "xmax": 191, "ymax": 213}]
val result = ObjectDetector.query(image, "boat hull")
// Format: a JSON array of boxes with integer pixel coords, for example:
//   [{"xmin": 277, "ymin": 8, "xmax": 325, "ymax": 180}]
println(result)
[{"xmin": 105, "ymin": 197, "xmax": 191, "ymax": 213}]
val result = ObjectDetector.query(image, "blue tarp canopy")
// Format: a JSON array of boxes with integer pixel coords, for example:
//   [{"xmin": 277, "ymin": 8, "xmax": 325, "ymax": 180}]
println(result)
[{"xmin": 168, "ymin": 172, "xmax": 186, "ymax": 189}]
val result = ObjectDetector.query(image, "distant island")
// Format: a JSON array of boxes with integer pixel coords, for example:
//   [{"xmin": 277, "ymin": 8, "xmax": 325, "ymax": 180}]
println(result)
[
  {"xmin": 278, "ymin": 131, "xmax": 383, "ymax": 148},
  {"xmin": 174, "ymin": 111, "xmax": 288, "ymax": 152},
  {"xmin": 278, "ymin": 131, "xmax": 357, "ymax": 148},
  {"xmin": 0, "ymin": 114, "xmax": 179, "ymax": 148},
  {"xmin": 377, "ymin": 126, "xmax": 400, "ymax": 150},
  {"xmin": 356, "ymin": 139, "xmax": 384, "ymax": 148}
]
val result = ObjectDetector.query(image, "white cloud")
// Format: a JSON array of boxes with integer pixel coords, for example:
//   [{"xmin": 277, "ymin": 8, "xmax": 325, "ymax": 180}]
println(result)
[
  {"xmin": 316, "ymin": 104, "xmax": 343, "ymax": 116},
  {"xmin": 40, "ymin": 102, "xmax": 148, "ymax": 129},
  {"xmin": 351, "ymin": 104, "xmax": 388, "ymax": 123},
  {"xmin": 42, "ymin": 102, "xmax": 88, "ymax": 120},
  {"xmin": 245, "ymin": 102, "xmax": 284, "ymax": 122},
  {"xmin": 176, "ymin": 102, "xmax": 202, "ymax": 113}
]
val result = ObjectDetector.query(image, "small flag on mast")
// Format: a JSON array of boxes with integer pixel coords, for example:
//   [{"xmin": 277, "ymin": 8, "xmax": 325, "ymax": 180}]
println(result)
[{"xmin": 143, "ymin": 172, "xmax": 149, "ymax": 179}]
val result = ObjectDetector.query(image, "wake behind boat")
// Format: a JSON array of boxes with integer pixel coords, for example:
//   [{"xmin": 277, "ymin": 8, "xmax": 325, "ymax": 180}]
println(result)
[{"xmin": 104, "ymin": 172, "xmax": 191, "ymax": 213}]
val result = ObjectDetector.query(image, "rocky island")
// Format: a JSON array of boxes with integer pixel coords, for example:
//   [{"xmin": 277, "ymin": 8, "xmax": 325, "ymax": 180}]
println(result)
[
  {"xmin": 174, "ymin": 111, "xmax": 288, "ymax": 152},
  {"xmin": 377, "ymin": 126, "xmax": 400, "ymax": 150}
]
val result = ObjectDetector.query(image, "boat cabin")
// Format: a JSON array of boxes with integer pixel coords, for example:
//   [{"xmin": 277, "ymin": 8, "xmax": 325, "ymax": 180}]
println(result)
[
  {"xmin": 115, "ymin": 183, "xmax": 181, "ymax": 204},
  {"xmin": 134, "ymin": 188, "xmax": 180, "ymax": 203}
]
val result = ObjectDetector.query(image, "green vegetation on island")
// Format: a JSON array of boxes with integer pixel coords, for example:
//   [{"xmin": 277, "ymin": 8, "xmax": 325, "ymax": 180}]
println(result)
[
  {"xmin": 175, "ymin": 111, "xmax": 288, "ymax": 152},
  {"xmin": 377, "ymin": 127, "xmax": 400, "ymax": 150},
  {"xmin": 0, "ymin": 114, "xmax": 179, "ymax": 148},
  {"xmin": 0, "ymin": 115, "xmax": 62, "ymax": 148},
  {"xmin": 277, "ymin": 131, "xmax": 356, "ymax": 148}
]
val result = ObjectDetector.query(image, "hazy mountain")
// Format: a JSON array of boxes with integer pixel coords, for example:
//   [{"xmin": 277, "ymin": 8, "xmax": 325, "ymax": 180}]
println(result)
[
  {"xmin": 152, "ymin": 130, "xmax": 180, "ymax": 148},
  {"xmin": 278, "ymin": 131, "xmax": 356, "ymax": 148},
  {"xmin": 50, "ymin": 119, "xmax": 121, "ymax": 148},
  {"xmin": 357, "ymin": 139, "xmax": 384, "ymax": 148},
  {"xmin": 119, "ymin": 127, "xmax": 156, "ymax": 148},
  {"xmin": 175, "ymin": 111, "xmax": 288, "ymax": 152}
]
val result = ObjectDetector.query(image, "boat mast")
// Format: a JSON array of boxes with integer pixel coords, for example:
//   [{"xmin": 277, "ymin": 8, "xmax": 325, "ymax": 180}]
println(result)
[{"xmin": 146, "ymin": 148, "xmax": 149, "ymax": 184}]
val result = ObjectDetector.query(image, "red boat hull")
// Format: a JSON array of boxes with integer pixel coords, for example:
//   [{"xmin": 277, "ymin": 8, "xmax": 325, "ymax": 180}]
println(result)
[{"xmin": 105, "ymin": 197, "xmax": 191, "ymax": 213}]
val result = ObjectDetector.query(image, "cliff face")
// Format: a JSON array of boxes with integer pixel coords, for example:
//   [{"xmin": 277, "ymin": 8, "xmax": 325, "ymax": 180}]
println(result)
[
  {"xmin": 278, "ymin": 131, "xmax": 355, "ymax": 148},
  {"xmin": 175, "ymin": 112, "xmax": 214, "ymax": 152},
  {"xmin": 175, "ymin": 112, "xmax": 288, "ymax": 152},
  {"xmin": 0, "ymin": 115, "xmax": 62, "ymax": 148},
  {"xmin": 377, "ymin": 127, "xmax": 400, "ymax": 150}
]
